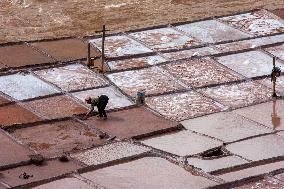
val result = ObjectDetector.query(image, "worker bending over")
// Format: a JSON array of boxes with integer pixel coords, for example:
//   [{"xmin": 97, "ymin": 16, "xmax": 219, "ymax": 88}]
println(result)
[{"xmin": 85, "ymin": 95, "xmax": 109, "ymax": 119}]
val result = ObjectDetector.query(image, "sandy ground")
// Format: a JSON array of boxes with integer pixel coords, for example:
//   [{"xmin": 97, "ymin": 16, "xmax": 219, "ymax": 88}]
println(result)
[{"xmin": 1, "ymin": 0, "xmax": 284, "ymax": 43}]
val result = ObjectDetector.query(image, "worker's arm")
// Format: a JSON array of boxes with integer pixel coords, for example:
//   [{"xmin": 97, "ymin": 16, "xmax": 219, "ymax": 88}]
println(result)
[{"xmin": 85, "ymin": 106, "xmax": 95, "ymax": 118}]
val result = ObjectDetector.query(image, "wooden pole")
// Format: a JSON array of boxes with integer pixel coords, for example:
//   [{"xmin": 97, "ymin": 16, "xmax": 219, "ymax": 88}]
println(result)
[
  {"xmin": 273, "ymin": 56, "xmax": 276, "ymax": 68},
  {"xmin": 95, "ymin": 25, "xmax": 110, "ymax": 72},
  {"xmin": 273, "ymin": 80, "xmax": 277, "ymax": 97},
  {"xmin": 272, "ymin": 57, "xmax": 277, "ymax": 97},
  {"xmin": 101, "ymin": 25, "xmax": 106, "ymax": 72},
  {"xmin": 87, "ymin": 42, "xmax": 91, "ymax": 67}
]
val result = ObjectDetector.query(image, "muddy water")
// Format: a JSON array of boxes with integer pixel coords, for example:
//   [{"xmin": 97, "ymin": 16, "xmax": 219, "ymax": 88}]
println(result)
[{"xmin": 1, "ymin": 0, "xmax": 284, "ymax": 43}]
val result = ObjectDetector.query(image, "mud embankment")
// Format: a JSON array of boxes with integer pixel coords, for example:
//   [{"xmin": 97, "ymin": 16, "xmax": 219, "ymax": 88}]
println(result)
[{"xmin": 0, "ymin": 0, "xmax": 284, "ymax": 43}]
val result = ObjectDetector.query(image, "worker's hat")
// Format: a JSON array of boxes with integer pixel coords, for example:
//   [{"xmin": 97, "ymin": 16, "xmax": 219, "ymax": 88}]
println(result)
[{"xmin": 85, "ymin": 96, "xmax": 92, "ymax": 102}]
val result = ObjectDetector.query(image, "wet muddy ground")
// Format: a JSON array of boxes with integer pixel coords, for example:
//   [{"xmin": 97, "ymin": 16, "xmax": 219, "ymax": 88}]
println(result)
[
  {"xmin": 81, "ymin": 157, "xmax": 217, "ymax": 189},
  {"xmin": 1, "ymin": 0, "xmax": 284, "ymax": 43},
  {"xmin": 12, "ymin": 119, "xmax": 105, "ymax": 157},
  {"xmin": 82, "ymin": 107, "xmax": 178, "ymax": 139},
  {"xmin": 1, "ymin": 7, "xmax": 284, "ymax": 189}
]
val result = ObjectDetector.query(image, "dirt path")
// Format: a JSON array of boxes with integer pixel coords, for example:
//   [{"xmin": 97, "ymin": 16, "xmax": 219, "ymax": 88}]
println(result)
[{"xmin": 1, "ymin": 0, "xmax": 284, "ymax": 43}]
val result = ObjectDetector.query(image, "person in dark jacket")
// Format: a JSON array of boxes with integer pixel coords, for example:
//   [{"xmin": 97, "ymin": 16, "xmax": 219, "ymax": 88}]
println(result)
[{"xmin": 85, "ymin": 95, "xmax": 109, "ymax": 119}]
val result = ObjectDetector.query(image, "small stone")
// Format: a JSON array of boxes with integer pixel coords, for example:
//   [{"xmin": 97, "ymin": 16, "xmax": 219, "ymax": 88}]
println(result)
[
  {"xmin": 29, "ymin": 154, "xmax": 44, "ymax": 166},
  {"xmin": 59, "ymin": 155, "xmax": 69, "ymax": 162}
]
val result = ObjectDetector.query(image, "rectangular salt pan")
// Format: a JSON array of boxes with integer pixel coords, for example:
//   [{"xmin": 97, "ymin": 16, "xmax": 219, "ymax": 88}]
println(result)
[
  {"xmin": 233, "ymin": 100, "xmax": 284, "ymax": 130},
  {"xmin": 226, "ymin": 134, "xmax": 284, "ymax": 161},
  {"xmin": 163, "ymin": 46, "xmax": 220, "ymax": 60},
  {"xmin": 32, "ymin": 178, "xmax": 94, "ymax": 189},
  {"xmin": 264, "ymin": 43, "xmax": 284, "ymax": 61},
  {"xmin": 12, "ymin": 120, "xmax": 104, "ymax": 156},
  {"xmin": 257, "ymin": 76, "xmax": 284, "ymax": 96},
  {"xmin": 163, "ymin": 58, "xmax": 243, "ymax": 88},
  {"xmin": 142, "ymin": 131, "xmax": 222, "ymax": 156},
  {"xmin": 181, "ymin": 112, "xmax": 271, "ymax": 143},
  {"xmin": 82, "ymin": 107, "xmax": 178, "ymax": 139},
  {"xmin": 81, "ymin": 157, "xmax": 217, "ymax": 189},
  {"xmin": 107, "ymin": 66, "xmax": 185, "ymax": 97},
  {"xmin": 34, "ymin": 64, "xmax": 108, "ymax": 91},
  {"xmin": 198, "ymin": 81, "xmax": 272, "ymax": 108},
  {"xmin": 176, "ymin": 20, "xmax": 251, "ymax": 43},
  {"xmin": 89, "ymin": 35, "xmax": 152, "ymax": 58},
  {"xmin": 216, "ymin": 50, "xmax": 284, "ymax": 78},
  {"xmin": 71, "ymin": 142, "xmax": 149, "ymax": 166},
  {"xmin": 214, "ymin": 34, "xmax": 284, "ymax": 52},
  {"xmin": 107, "ymin": 55, "xmax": 167, "ymax": 71},
  {"xmin": 218, "ymin": 10, "xmax": 284, "ymax": 36},
  {"xmin": 187, "ymin": 156, "xmax": 248, "ymax": 173},
  {"xmin": 24, "ymin": 95, "xmax": 88, "ymax": 119},
  {"xmin": 129, "ymin": 27, "xmax": 199, "ymax": 50},
  {"xmin": 146, "ymin": 91, "xmax": 224, "ymax": 121},
  {"xmin": 219, "ymin": 160, "xmax": 284, "ymax": 182},
  {"xmin": 0, "ymin": 73, "xmax": 59, "ymax": 100}
]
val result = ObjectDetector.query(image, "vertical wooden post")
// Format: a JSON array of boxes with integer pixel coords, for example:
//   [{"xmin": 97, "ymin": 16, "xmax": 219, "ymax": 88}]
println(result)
[
  {"xmin": 273, "ymin": 79, "xmax": 276, "ymax": 97},
  {"xmin": 101, "ymin": 25, "xmax": 106, "ymax": 72},
  {"xmin": 273, "ymin": 56, "xmax": 276, "ymax": 68},
  {"xmin": 95, "ymin": 25, "xmax": 109, "ymax": 72},
  {"xmin": 87, "ymin": 42, "xmax": 91, "ymax": 67},
  {"xmin": 272, "ymin": 57, "xmax": 277, "ymax": 97}
]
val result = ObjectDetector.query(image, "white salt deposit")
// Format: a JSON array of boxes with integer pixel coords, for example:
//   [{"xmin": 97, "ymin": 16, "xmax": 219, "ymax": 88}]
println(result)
[
  {"xmin": 198, "ymin": 81, "xmax": 272, "ymax": 108},
  {"xmin": 163, "ymin": 46, "xmax": 220, "ymax": 60},
  {"xmin": 219, "ymin": 10, "xmax": 284, "ymax": 36},
  {"xmin": 0, "ymin": 73, "xmax": 59, "ymax": 100},
  {"xmin": 146, "ymin": 91, "xmax": 225, "ymax": 121},
  {"xmin": 265, "ymin": 43, "xmax": 284, "ymax": 61},
  {"xmin": 105, "ymin": 3, "xmax": 127, "ymax": 9},
  {"xmin": 71, "ymin": 142, "xmax": 149, "ymax": 166},
  {"xmin": 257, "ymin": 76, "xmax": 284, "ymax": 96},
  {"xmin": 129, "ymin": 27, "xmax": 199, "ymax": 50},
  {"xmin": 34, "ymin": 64, "xmax": 108, "ymax": 91},
  {"xmin": 215, "ymin": 34, "xmax": 284, "ymax": 52},
  {"xmin": 163, "ymin": 58, "xmax": 243, "ymax": 88},
  {"xmin": 107, "ymin": 66, "xmax": 185, "ymax": 97},
  {"xmin": 107, "ymin": 55, "xmax": 167, "ymax": 71},
  {"xmin": 89, "ymin": 35, "xmax": 152, "ymax": 57},
  {"xmin": 176, "ymin": 20, "xmax": 251, "ymax": 43},
  {"xmin": 216, "ymin": 50, "xmax": 284, "ymax": 78}
]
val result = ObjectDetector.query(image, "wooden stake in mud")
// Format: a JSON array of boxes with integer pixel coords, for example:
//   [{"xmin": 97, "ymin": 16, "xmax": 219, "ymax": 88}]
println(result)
[
  {"xmin": 96, "ymin": 25, "xmax": 110, "ymax": 72},
  {"xmin": 87, "ymin": 42, "xmax": 91, "ymax": 67}
]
